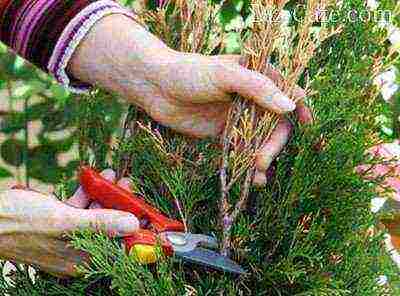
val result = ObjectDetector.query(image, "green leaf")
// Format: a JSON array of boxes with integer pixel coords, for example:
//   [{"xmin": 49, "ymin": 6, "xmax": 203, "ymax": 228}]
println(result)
[
  {"xmin": 219, "ymin": 4, "xmax": 244, "ymax": 31},
  {"xmin": 0, "ymin": 138, "xmax": 24, "ymax": 167},
  {"xmin": 0, "ymin": 42, "xmax": 7, "ymax": 54},
  {"xmin": 11, "ymin": 80, "xmax": 46, "ymax": 100},
  {"xmin": 223, "ymin": 32, "xmax": 241, "ymax": 54},
  {"xmin": 232, "ymin": 0, "xmax": 244, "ymax": 12},
  {"xmin": 225, "ymin": 14, "xmax": 244, "ymax": 31},
  {"xmin": 0, "ymin": 111, "xmax": 25, "ymax": 134},
  {"xmin": 49, "ymin": 83, "xmax": 70, "ymax": 106},
  {"xmin": 0, "ymin": 167, "xmax": 12, "ymax": 179},
  {"xmin": 13, "ymin": 56, "xmax": 25, "ymax": 73},
  {"xmin": 381, "ymin": 125, "xmax": 394, "ymax": 136}
]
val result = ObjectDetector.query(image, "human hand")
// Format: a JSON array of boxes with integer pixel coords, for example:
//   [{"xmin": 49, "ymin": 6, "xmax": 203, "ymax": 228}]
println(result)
[
  {"xmin": 356, "ymin": 142, "xmax": 400, "ymax": 249},
  {"xmin": 356, "ymin": 141, "xmax": 400, "ymax": 201},
  {"xmin": 68, "ymin": 15, "xmax": 312, "ymax": 184},
  {"xmin": 0, "ymin": 169, "xmax": 138, "ymax": 277}
]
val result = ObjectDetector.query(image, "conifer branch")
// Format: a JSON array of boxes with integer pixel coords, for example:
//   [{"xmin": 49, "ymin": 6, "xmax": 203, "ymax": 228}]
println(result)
[
  {"xmin": 219, "ymin": 0, "xmax": 341, "ymax": 255},
  {"xmin": 139, "ymin": 0, "xmax": 342, "ymax": 256}
]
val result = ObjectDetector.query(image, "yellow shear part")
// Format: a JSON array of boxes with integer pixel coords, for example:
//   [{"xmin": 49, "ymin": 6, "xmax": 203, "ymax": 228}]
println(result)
[{"xmin": 131, "ymin": 244, "xmax": 158, "ymax": 264}]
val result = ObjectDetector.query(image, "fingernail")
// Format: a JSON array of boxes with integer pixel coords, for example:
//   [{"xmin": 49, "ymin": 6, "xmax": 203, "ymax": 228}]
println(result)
[
  {"xmin": 101, "ymin": 169, "xmax": 116, "ymax": 180},
  {"xmin": 118, "ymin": 178, "xmax": 132, "ymax": 190},
  {"xmin": 253, "ymin": 171, "xmax": 267, "ymax": 187},
  {"xmin": 272, "ymin": 94, "xmax": 296, "ymax": 112},
  {"xmin": 115, "ymin": 214, "xmax": 139, "ymax": 236},
  {"xmin": 257, "ymin": 154, "xmax": 273, "ymax": 171},
  {"xmin": 239, "ymin": 56, "xmax": 248, "ymax": 67},
  {"xmin": 89, "ymin": 202, "xmax": 102, "ymax": 209}
]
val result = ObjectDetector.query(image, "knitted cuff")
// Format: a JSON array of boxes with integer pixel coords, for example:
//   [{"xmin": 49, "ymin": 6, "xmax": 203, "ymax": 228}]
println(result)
[
  {"xmin": 48, "ymin": 0, "xmax": 137, "ymax": 94},
  {"xmin": 0, "ymin": 1, "xmax": 108, "ymax": 77}
]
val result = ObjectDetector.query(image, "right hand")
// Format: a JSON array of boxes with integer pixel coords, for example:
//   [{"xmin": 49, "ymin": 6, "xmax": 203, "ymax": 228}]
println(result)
[
  {"xmin": 0, "ymin": 169, "xmax": 138, "ymax": 277},
  {"xmin": 69, "ymin": 15, "xmax": 313, "ymax": 186}
]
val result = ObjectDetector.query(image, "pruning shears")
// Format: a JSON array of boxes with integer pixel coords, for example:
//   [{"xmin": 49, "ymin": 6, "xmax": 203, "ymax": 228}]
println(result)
[{"xmin": 79, "ymin": 166, "xmax": 245, "ymax": 275}]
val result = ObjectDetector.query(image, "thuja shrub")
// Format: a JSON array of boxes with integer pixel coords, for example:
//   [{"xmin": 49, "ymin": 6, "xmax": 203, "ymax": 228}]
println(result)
[{"xmin": 1, "ymin": 0, "xmax": 400, "ymax": 295}]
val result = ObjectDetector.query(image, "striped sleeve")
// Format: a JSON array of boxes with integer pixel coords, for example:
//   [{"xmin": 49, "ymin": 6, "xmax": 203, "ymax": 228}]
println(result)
[{"xmin": 0, "ymin": 0, "xmax": 137, "ymax": 93}]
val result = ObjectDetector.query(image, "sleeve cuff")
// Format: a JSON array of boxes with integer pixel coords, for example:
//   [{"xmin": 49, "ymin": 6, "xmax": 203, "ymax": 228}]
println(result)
[{"xmin": 47, "ymin": 0, "xmax": 137, "ymax": 94}]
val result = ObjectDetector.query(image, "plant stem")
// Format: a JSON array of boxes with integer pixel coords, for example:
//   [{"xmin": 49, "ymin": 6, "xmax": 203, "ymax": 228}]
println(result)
[{"xmin": 24, "ymin": 96, "xmax": 29, "ymax": 187}]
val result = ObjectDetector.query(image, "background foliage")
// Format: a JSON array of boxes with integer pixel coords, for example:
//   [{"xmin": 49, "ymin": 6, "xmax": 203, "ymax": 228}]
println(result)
[{"xmin": 0, "ymin": 0, "xmax": 400, "ymax": 295}]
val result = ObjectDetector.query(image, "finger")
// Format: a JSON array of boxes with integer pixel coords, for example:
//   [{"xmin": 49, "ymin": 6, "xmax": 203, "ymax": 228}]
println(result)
[
  {"xmin": 87, "ymin": 177, "xmax": 134, "ymax": 210},
  {"xmin": 382, "ymin": 177, "xmax": 400, "ymax": 200},
  {"xmin": 10, "ymin": 184, "xmax": 42, "ymax": 193},
  {"xmin": 296, "ymin": 101, "xmax": 313, "ymax": 125},
  {"xmin": 217, "ymin": 63, "xmax": 296, "ymax": 114},
  {"xmin": 73, "ymin": 208, "xmax": 139, "ymax": 237},
  {"xmin": 221, "ymin": 59, "xmax": 307, "ymax": 102},
  {"xmin": 356, "ymin": 143, "xmax": 400, "ymax": 178},
  {"xmin": 66, "ymin": 169, "xmax": 116, "ymax": 208},
  {"xmin": 216, "ymin": 58, "xmax": 306, "ymax": 114},
  {"xmin": 355, "ymin": 163, "xmax": 391, "ymax": 179},
  {"xmin": 264, "ymin": 63, "xmax": 307, "ymax": 100},
  {"xmin": 253, "ymin": 170, "xmax": 267, "ymax": 187},
  {"xmin": 11, "ymin": 184, "xmax": 29, "ymax": 190},
  {"xmin": 255, "ymin": 118, "xmax": 292, "ymax": 172},
  {"xmin": 88, "ymin": 202, "xmax": 102, "ymax": 209},
  {"xmin": 214, "ymin": 54, "xmax": 245, "ymax": 66},
  {"xmin": 147, "ymin": 96, "xmax": 229, "ymax": 138},
  {"xmin": 264, "ymin": 63, "xmax": 314, "ymax": 124},
  {"xmin": 372, "ymin": 141, "xmax": 400, "ymax": 159},
  {"xmin": 117, "ymin": 177, "xmax": 133, "ymax": 191}
]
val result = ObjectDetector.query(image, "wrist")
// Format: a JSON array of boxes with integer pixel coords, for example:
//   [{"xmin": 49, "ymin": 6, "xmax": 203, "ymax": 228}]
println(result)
[{"xmin": 67, "ymin": 14, "xmax": 175, "ymax": 107}]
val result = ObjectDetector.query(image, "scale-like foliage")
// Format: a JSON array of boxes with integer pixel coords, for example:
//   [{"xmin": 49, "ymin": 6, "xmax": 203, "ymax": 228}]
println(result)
[{"xmin": 1, "ymin": 0, "xmax": 400, "ymax": 295}]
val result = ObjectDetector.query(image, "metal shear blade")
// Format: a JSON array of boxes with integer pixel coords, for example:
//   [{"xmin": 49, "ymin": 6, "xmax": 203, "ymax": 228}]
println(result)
[
  {"xmin": 164, "ymin": 232, "xmax": 246, "ymax": 275},
  {"xmin": 164, "ymin": 232, "xmax": 218, "ymax": 253},
  {"xmin": 175, "ymin": 248, "xmax": 246, "ymax": 275}
]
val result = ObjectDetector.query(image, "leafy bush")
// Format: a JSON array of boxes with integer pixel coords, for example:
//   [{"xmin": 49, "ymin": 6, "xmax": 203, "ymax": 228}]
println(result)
[{"xmin": 0, "ymin": 0, "xmax": 400, "ymax": 295}]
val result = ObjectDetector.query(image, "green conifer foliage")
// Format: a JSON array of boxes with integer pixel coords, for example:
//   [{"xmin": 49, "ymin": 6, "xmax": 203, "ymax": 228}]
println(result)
[{"xmin": 1, "ymin": 0, "xmax": 400, "ymax": 295}]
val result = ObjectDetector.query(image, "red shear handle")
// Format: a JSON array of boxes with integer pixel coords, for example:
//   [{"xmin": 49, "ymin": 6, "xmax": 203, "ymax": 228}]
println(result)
[
  {"xmin": 124, "ymin": 229, "xmax": 174, "ymax": 257},
  {"xmin": 79, "ymin": 166, "xmax": 185, "ymax": 233}
]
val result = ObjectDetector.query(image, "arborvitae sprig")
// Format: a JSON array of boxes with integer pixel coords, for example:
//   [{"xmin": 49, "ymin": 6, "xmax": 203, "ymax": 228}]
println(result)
[{"xmin": 1, "ymin": 0, "xmax": 400, "ymax": 295}]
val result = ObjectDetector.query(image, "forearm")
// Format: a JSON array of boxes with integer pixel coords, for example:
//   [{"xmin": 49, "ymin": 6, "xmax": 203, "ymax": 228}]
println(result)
[{"xmin": 0, "ymin": 0, "xmax": 140, "ymax": 93}]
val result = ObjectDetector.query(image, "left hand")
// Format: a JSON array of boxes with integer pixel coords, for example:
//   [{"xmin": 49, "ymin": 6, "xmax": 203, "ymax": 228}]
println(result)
[
  {"xmin": 68, "ymin": 14, "xmax": 313, "ymax": 185},
  {"xmin": 0, "ymin": 169, "xmax": 137, "ymax": 277}
]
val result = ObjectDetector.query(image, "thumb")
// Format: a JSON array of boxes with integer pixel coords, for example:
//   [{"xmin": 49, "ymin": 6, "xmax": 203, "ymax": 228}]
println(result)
[
  {"xmin": 72, "ymin": 208, "xmax": 139, "ymax": 237},
  {"xmin": 217, "ymin": 63, "xmax": 296, "ymax": 114}
]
